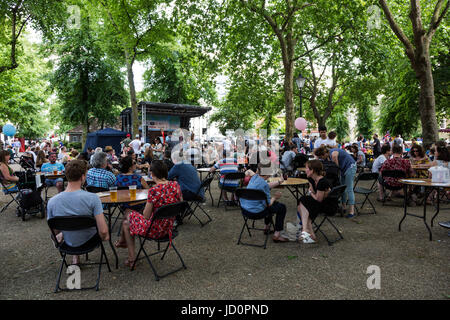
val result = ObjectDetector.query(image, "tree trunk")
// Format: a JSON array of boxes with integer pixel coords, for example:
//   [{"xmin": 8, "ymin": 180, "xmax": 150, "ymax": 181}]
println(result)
[
  {"xmin": 415, "ymin": 57, "xmax": 439, "ymax": 147},
  {"xmin": 284, "ymin": 63, "xmax": 295, "ymax": 142},
  {"xmin": 125, "ymin": 51, "xmax": 139, "ymax": 137},
  {"xmin": 82, "ymin": 120, "xmax": 89, "ymax": 150}
]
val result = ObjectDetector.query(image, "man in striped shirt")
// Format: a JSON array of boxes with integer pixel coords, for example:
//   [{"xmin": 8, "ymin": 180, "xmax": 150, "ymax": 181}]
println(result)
[{"xmin": 210, "ymin": 151, "xmax": 240, "ymax": 205}]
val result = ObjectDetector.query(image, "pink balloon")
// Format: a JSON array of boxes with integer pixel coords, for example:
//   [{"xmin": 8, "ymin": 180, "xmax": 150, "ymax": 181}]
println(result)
[{"xmin": 295, "ymin": 117, "xmax": 307, "ymax": 131}]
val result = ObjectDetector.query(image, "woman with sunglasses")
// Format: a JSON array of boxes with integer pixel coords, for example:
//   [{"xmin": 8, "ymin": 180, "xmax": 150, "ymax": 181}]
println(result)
[{"xmin": 409, "ymin": 145, "xmax": 431, "ymax": 179}]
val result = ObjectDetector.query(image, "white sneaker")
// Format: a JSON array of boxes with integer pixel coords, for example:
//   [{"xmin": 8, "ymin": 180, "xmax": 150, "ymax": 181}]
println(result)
[{"xmin": 300, "ymin": 231, "xmax": 316, "ymax": 244}]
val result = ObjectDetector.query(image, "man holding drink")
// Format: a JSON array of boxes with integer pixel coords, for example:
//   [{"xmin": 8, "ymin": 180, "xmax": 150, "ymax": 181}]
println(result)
[{"xmin": 40, "ymin": 152, "xmax": 65, "ymax": 193}]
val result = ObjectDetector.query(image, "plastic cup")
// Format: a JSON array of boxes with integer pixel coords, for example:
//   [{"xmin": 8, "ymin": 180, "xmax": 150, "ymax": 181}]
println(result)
[
  {"xmin": 109, "ymin": 187, "xmax": 118, "ymax": 202},
  {"xmin": 129, "ymin": 185, "xmax": 137, "ymax": 199}
]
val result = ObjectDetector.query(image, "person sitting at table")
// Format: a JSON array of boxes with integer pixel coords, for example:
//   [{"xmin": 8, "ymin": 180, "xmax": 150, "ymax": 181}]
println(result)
[
  {"xmin": 86, "ymin": 152, "xmax": 117, "ymax": 190},
  {"xmin": 40, "ymin": 152, "xmax": 65, "ymax": 193},
  {"xmin": 426, "ymin": 144, "xmax": 450, "ymax": 204},
  {"xmin": 409, "ymin": 144, "xmax": 431, "ymax": 178},
  {"xmin": 142, "ymin": 147, "xmax": 153, "ymax": 165},
  {"xmin": 104, "ymin": 146, "xmax": 115, "ymax": 170},
  {"xmin": 0, "ymin": 150, "xmax": 20, "ymax": 193},
  {"xmin": 210, "ymin": 150, "xmax": 240, "ymax": 206},
  {"xmin": 163, "ymin": 150, "xmax": 174, "ymax": 172},
  {"xmin": 35, "ymin": 150, "xmax": 49, "ymax": 171},
  {"xmin": 168, "ymin": 156, "xmax": 204, "ymax": 201},
  {"xmin": 47, "ymin": 160, "xmax": 109, "ymax": 266},
  {"xmin": 429, "ymin": 143, "xmax": 449, "ymax": 169},
  {"xmin": 379, "ymin": 144, "xmax": 414, "ymax": 202},
  {"xmin": 240, "ymin": 162, "xmax": 289, "ymax": 243},
  {"xmin": 314, "ymin": 145, "xmax": 357, "ymax": 218},
  {"xmin": 115, "ymin": 156, "xmax": 150, "ymax": 190},
  {"xmin": 297, "ymin": 160, "xmax": 338, "ymax": 244},
  {"xmin": 280, "ymin": 144, "xmax": 298, "ymax": 175},
  {"xmin": 119, "ymin": 160, "xmax": 183, "ymax": 268}
]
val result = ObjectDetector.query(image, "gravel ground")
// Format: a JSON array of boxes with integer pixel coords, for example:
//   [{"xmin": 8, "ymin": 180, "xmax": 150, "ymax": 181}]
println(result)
[{"xmin": 0, "ymin": 174, "xmax": 449, "ymax": 300}]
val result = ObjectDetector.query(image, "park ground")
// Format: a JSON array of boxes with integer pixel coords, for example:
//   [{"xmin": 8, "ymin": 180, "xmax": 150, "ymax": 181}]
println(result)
[{"xmin": 0, "ymin": 175, "xmax": 449, "ymax": 300}]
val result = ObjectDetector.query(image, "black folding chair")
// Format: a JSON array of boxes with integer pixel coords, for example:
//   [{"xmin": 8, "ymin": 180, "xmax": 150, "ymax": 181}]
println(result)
[
  {"xmin": 185, "ymin": 177, "xmax": 214, "ymax": 227},
  {"xmin": 353, "ymin": 172, "xmax": 379, "ymax": 215},
  {"xmin": 235, "ymin": 188, "xmax": 274, "ymax": 249},
  {"xmin": 217, "ymin": 172, "xmax": 245, "ymax": 210},
  {"xmin": 132, "ymin": 201, "xmax": 189, "ymax": 281},
  {"xmin": 312, "ymin": 185, "xmax": 346, "ymax": 246},
  {"xmin": 47, "ymin": 216, "xmax": 111, "ymax": 293},
  {"xmin": 380, "ymin": 170, "xmax": 406, "ymax": 206},
  {"xmin": 0, "ymin": 171, "xmax": 21, "ymax": 214}
]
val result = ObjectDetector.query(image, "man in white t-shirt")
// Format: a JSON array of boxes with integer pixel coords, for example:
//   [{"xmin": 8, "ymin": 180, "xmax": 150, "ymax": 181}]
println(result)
[
  {"xmin": 129, "ymin": 134, "xmax": 142, "ymax": 155},
  {"xmin": 313, "ymin": 126, "xmax": 328, "ymax": 150}
]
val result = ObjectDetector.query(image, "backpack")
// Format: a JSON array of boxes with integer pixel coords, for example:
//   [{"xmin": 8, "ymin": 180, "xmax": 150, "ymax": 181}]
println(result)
[{"xmin": 321, "ymin": 159, "xmax": 340, "ymax": 187}]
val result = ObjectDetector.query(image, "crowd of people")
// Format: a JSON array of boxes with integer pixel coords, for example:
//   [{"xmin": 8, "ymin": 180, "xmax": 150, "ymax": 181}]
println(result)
[{"xmin": 1, "ymin": 127, "xmax": 449, "ymax": 266}]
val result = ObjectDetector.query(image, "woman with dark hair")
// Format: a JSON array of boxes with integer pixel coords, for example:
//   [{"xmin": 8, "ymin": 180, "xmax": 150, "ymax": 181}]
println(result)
[
  {"xmin": 116, "ymin": 156, "xmax": 149, "ymax": 190},
  {"xmin": 297, "ymin": 160, "xmax": 338, "ymax": 243},
  {"xmin": 0, "ymin": 150, "xmax": 19, "ymax": 193},
  {"xmin": 119, "ymin": 160, "xmax": 183, "ymax": 268},
  {"xmin": 430, "ymin": 144, "xmax": 450, "ymax": 168},
  {"xmin": 409, "ymin": 144, "xmax": 431, "ymax": 178}
]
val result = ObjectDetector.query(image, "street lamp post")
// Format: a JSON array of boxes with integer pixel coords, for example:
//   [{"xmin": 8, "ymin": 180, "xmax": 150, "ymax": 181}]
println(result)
[{"xmin": 295, "ymin": 74, "xmax": 306, "ymax": 118}]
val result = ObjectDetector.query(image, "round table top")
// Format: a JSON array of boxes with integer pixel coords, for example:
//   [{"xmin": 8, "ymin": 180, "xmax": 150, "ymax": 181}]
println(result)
[
  {"xmin": 269, "ymin": 177, "xmax": 309, "ymax": 186},
  {"xmin": 37, "ymin": 172, "xmax": 65, "ymax": 179},
  {"xmin": 98, "ymin": 189, "xmax": 148, "ymax": 204},
  {"xmin": 399, "ymin": 178, "xmax": 450, "ymax": 187}
]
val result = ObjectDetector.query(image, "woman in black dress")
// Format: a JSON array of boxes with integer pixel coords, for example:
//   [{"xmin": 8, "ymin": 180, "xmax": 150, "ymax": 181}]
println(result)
[{"xmin": 297, "ymin": 160, "xmax": 337, "ymax": 243}]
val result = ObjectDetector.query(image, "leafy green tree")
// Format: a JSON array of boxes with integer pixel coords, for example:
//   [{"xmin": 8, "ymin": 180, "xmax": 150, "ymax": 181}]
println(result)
[
  {"xmin": 0, "ymin": 39, "xmax": 50, "ymax": 139},
  {"xmin": 89, "ymin": 0, "xmax": 173, "ymax": 136},
  {"xmin": 0, "ymin": 0, "xmax": 66, "ymax": 73},
  {"xmin": 48, "ymin": 22, "xmax": 128, "ymax": 148},
  {"xmin": 378, "ymin": 0, "xmax": 449, "ymax": 146},
  {"xmin": 141, "ymin": 43, "xmax": 217, "ymax": 106}
]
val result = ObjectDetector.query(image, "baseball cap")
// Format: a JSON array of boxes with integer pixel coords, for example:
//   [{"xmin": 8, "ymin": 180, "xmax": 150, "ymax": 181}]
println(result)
[{"xmin": 126, "ymin": 133, "xmax": 130, "ymax": 137}]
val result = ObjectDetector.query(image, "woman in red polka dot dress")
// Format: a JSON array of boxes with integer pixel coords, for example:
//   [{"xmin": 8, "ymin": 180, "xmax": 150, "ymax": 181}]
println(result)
[{"xmin": 121, "ymin": 160, "xmax": 183, "ymax": 268}]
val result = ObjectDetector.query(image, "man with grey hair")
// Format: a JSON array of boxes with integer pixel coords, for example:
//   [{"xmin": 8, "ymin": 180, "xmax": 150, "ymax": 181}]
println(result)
[{"xmin": 86, "ymin": 152, "xmax": 116, "ymax": 189}]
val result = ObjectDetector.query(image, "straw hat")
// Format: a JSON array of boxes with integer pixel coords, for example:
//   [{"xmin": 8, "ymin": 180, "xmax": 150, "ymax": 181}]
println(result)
[{"xmin": 104, "ymin": 146, "xmax": 114, "ymax": 152}]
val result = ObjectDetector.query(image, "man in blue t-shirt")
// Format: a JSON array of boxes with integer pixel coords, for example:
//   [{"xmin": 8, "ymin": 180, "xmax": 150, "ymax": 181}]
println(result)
[
  {"xmin": 240, "ymin": 162, "xmax": 289, "ymax": 242},
  {"xmin": 40, "ymin": 152, "xmax": 65, "ymax": 193},
  {"xmin": 47, "ymin": 160, "xmax": 109, "ymax": 265},
  {"xmin": 168, "ymin": 160, "xmax": 204, "ymax": 200}
]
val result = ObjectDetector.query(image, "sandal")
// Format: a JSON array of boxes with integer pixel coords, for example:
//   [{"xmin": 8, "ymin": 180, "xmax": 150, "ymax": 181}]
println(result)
[
  {"xmin": 124, "ymin": 259, "xmax": 137, "ymax": 269},
  {"xmin": 272, "ymin": 235, "xmax": 289, "ymax": 243},
  {"xmin": 114, "ymin": 240, "xmax": 128, "ymax": 249}
]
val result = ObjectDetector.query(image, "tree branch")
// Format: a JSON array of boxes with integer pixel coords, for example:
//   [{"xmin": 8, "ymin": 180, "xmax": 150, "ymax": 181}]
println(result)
[
  {"xmin": 378, "ymin": 0, "xmax": 415, "ymax": 61},
  {"xmin": 427, "ymin": 0, "xmax": 450, "ymax": 39}
]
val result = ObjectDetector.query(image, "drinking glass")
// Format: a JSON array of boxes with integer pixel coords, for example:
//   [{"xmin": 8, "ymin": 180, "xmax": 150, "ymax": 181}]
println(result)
[{"xmin": 109, "ymin": 186, "xmax": 118, "ymax": 202}]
